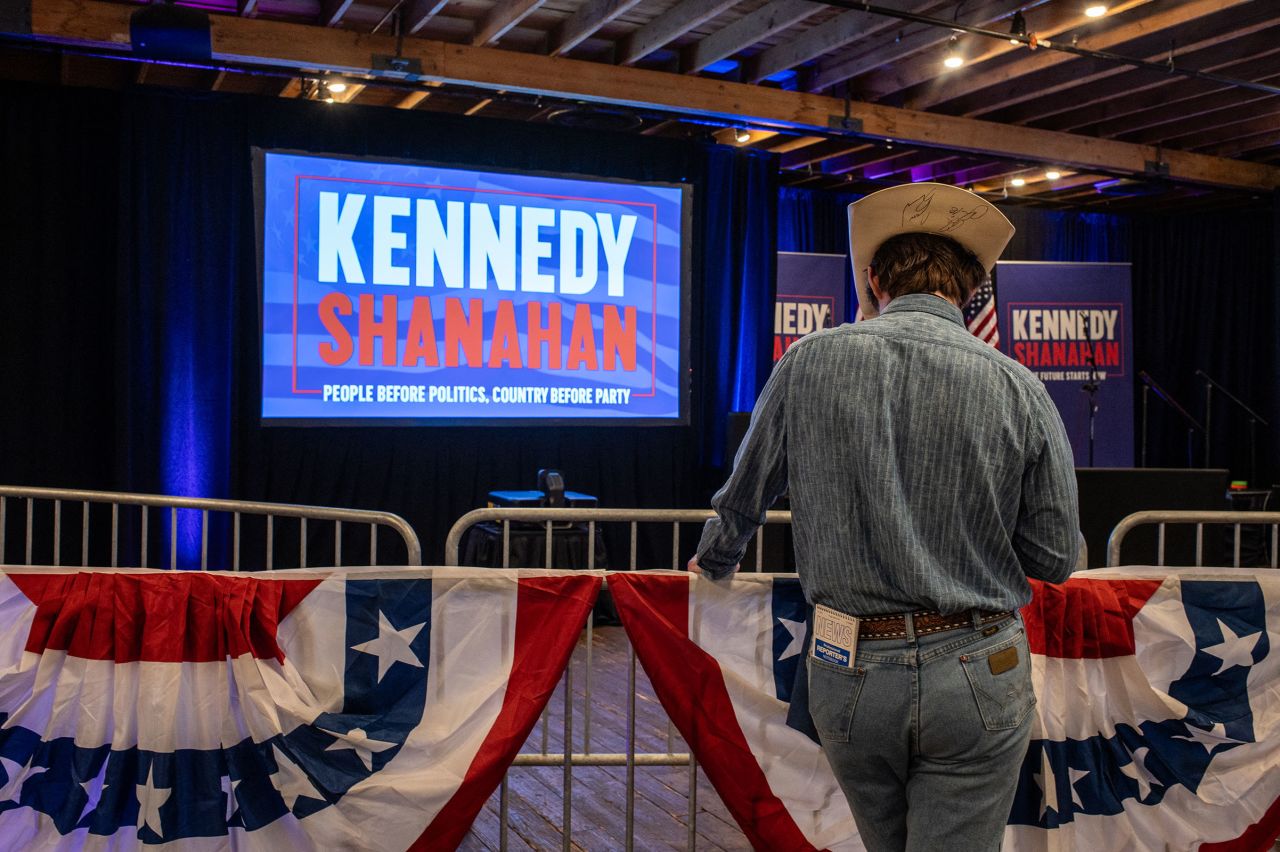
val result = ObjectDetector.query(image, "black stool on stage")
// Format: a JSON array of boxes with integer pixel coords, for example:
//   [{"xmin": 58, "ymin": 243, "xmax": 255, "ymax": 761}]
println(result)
[{"xmin": 460, "ymin": 473, "xmax": 617, "ymax": 623}]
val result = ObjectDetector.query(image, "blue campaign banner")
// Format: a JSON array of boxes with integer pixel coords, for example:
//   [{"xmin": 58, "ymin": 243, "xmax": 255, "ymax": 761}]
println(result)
[
  {"xmin": 995, "ymin": 262, "xmax": 1134, "ymax": 467},
  {"xmin": 256, "ymin": 150, "xmax": 689, "ymax": 424},
  {"xmin": 774, "ymin": 252, "xmax": 847, "ymax": 362}
]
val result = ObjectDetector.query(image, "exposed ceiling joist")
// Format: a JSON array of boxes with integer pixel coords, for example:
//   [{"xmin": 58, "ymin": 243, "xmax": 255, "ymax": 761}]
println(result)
[
  {"xmin": 473, "ymin": 0, "xmax": 547, "ymax": 46},
  {"xmin": 20, "ymin": 0, "xmax": 1280, "ymax": 192},
  {"xmin": 405, "ymin": 0, "xmax": 452, "ymax": 35},
  {"xmin": 854, "ymin": 0, "xmax": 1154, "ymax": 102},
  {"xmin": 681, "ymin": 0, "xmax": 821, "ymax": 74},
  {"xmin": 745, "ymin": 2, "xmax": 895, "ymax": 84},
  {"xmin": 806, "ymin": 0, "xmax": 1028, "ymax": 94},
  {"xmin": 615, "ymin": 0, "xmax": 739, "ymax": 66},
  {"xmin": 548, "ymin": 0, "xmax": 644, "ymax": 56},
  {"xmin": 320, "ymin": 0, "xmax": 357, "ymax": 28},
  {"xmin": 987, "ymin": 29, "xmax": 1280, "ymax": 128},
  {"xmin": 396, "ymin": 89, "xmax": 431, "ymax": 109},
  {"xmin": 908, "ymin": 0, "xmax": 1257, "ymax": 112}
]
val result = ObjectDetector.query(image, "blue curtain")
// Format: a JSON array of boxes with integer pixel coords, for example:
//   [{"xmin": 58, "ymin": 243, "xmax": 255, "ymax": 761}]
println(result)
[
  {"xmin": 777, "ymin": 186, "xmax": 862, "ymax": 320},
  {"xmin": 699, "ymin": 148, "xmax": 777, "ymax": 466}
]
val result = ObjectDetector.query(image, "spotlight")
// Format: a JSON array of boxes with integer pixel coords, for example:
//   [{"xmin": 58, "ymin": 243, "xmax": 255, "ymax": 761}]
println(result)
[
  {"xmin": 1045, "ymin": 170, "xmax": 1061, "ymax": 180},
  {"xmin": 943, "ymin": 37, "xmax": 964, "ymax": 69},
  {"xmin": 734, "ymin": 128, "xmax": 751, "ymax": 143},
  {"xmin": 326, "ymin": 81, "xmax": 348, "ymax": 94},
  {"xmin": 1084, "ymin": 4, "xmax": 1107, "ymax": 17},
  {"xmin": 324, "ymin": 96, "xmax": 335, "ymax": 104},
  {"xmin": 1011, "ymin": 177, "xmax": 1027, "ymax": 187},
  {"xmin": 1008, "ymin": 10, "xmax": 1027, "ymax": 44}
]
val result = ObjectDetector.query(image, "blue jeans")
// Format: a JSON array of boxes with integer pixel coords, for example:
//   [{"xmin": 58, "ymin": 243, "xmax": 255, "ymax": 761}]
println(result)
[{"xmin": 807, "ymin": 613, "xmax": 1034, "ymax": 852}]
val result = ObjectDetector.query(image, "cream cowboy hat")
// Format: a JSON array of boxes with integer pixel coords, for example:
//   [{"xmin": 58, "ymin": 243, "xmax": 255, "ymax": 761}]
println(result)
[{"xmin": 847, "ymin": 182, "xmax": 1015, "ymax": 318}]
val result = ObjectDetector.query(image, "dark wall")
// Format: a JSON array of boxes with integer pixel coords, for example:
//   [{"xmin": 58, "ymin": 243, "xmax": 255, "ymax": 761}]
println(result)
[{"xmin": 0, "ymin": 84, "xmax": 776, "ymax": 565}]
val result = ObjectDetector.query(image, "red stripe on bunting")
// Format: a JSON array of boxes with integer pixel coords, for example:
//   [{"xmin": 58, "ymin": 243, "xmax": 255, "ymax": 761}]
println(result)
[
  {"xmin": 608, "ymin": 573, "xmax": 819, "ymax": 852},
  {"xmin": 413, "ymin": 573, "xmax": 602, "ymax": 852},
  {"xmin": 7, "ymin": 571, "xmax": 321, "ymax": 663},
  {"xmin": 1022, "ymin": 577, "xmax": 1163, "ymax": 659},
  {"xmin": 1200, "ymin": 795, "xmax": 1280, "ymax": 852}
]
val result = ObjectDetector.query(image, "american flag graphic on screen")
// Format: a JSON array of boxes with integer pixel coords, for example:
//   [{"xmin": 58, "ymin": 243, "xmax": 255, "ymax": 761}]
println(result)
[{"xmin": 964, "ymin": 278, "xmax": 1000, "ymax": 347}]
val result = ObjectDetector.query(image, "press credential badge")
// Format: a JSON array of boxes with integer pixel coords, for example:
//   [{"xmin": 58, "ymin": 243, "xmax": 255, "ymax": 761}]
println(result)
[{"xmin": 812, "ymin": 604, "xmax": 860, "ymax": 668}]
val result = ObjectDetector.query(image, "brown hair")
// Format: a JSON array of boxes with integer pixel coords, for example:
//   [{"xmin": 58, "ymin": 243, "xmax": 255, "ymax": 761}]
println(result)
[{"xmin": 869, "ymin": 232, "xmax": 987, "ymax": 306}]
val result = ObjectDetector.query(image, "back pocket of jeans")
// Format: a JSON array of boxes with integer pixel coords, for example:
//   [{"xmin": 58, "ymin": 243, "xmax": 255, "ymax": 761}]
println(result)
[
  {"xmin": 960, "ymin": 632, "xmax": 1035, "ymax": 732},
  {"xmin": 806, "ymin": 660, "xmax": 866, "ymax": 744}
]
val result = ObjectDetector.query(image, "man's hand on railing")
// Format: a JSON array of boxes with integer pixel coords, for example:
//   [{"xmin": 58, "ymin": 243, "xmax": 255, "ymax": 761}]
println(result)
[{"xmin": 686, "ymin": 555, "xmax": 739, "ymax": 578}]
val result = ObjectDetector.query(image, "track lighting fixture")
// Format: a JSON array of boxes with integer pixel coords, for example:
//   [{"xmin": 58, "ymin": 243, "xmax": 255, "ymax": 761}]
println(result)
[
  {"xmin": 1008, "ymin": 10, "xmax": 1027, "ymax": 44},
  {"xmin": 943, "ymin": 37, "xmax": 963, "ymax": 69}
]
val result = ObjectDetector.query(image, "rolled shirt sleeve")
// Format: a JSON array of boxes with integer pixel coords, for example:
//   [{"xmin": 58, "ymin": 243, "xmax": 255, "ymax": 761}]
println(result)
[{"xmin": 696, "ymin": 352, "xmax": 792, "ymax": 579}]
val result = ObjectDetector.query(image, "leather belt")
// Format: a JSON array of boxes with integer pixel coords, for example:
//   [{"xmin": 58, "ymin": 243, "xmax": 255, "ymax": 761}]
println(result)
[{"xmin": 858, "ymin": 609, "xmax": 1013, "ymax": 640}]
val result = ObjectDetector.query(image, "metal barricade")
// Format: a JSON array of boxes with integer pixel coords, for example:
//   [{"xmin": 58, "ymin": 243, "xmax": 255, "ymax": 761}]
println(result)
[
  {"xmin": 445, "ymin": 507, "xmax": 794, "ymax": 851},
  {"xmin": 0, "ymin": 485, "xmax": 422, "ymax": 569},
  {"xmin": 1107, "ymin": 510, "xmax": 1280, "ymax": 568}
]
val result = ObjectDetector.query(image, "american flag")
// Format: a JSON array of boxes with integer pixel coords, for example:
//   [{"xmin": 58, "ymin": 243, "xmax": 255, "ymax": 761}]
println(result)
[{"xmin": 964, "ymin": 278, "xmax": 1000, "ymax": 347}]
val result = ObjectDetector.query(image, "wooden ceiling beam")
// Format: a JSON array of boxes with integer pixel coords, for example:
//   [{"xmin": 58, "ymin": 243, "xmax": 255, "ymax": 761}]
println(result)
[
  {"xmin": 806, "ymin": 0, "xmax": 1027, "ymax": 94},
  {"xmin": 744, "ymin": 0, "xmax": 922, "ymax": 85},
  {"xmin": 762, "ymin": 135, "xmax": 825, "ymax": 154},
  {"xmin": 1120, "ymin": 96, "xmax": 1280, "ymax": 145},
  {"xmin": 1204, "ymin": 135, "xmax": 1280, "ymax": 160},
  {"xmin": 985, "ymin": 28, "xmax": 1280, "ymax": 129},
  {"xmin": 615, "ymin": 0, "xmax": 740, "ymax": 66},
  {"xmin": 855, "ymin": 0, "xmax": 1153, "ymax": 103},
  {"xmin": 21, "ymin": 0, "xmax": 1280, "ymax": 191},
  {"xmin": 681, "ymin": 0, "xmax": 821, "ymax": 74},
  {"xmin": 1081, "ymin": 68, "xmax": 1280, "ymax": 138},
  {"xmin": 907, "ymin": 0, "xmax": 1258, "ymax": 113},
  {"xmin": 405, "ymin": 0, "xmax": 453, "ymax": 35},
  {"xmin": 548, "ymin": 0, "xmax": 644, "ymax": 56},
  {"xmin": 780, "ymin": 140, "xmax": 870, "ymax": 170},
  {"xmin": 1162, "ymin": 110, "xmax": 1280, "ymax": 151},
  {"xmin": 319, "ymin": 0, "xmax": 357, "ymax": 28},
  {"xmin": 395, "ymin": 90, "xmax": 431, "ymax": 109},
  {"xmin": 472, "ymin": 0, "xmax": 547, "ymax": 46}
]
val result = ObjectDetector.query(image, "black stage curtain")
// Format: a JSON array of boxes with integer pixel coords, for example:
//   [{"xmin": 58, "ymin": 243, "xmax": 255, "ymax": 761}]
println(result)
[
  {"xmin": 1131, "ymin": 204, "xmax": 1278, "ymax": 488},
  {"xmin": 0, "ymin": 84, "xmax": 776, "ymax": 566}
]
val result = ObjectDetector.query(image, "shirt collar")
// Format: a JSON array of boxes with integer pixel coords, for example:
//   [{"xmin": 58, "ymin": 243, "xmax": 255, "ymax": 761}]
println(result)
[{"xmin": 880, "ymin": 293, "xmax": 965, "ymax": 327}]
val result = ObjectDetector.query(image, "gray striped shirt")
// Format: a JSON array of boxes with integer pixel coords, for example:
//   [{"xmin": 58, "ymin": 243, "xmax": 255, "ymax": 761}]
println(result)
[{"xmin": 697, "ymin": 293, "xmax": 1079, "ymax": 616}]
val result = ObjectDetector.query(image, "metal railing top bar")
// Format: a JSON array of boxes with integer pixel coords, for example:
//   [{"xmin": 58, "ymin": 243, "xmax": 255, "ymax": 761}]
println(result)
[
  {"xmin": 1106, "ymin": 510, "xmax": 1280, "ymax": 568},
  {"xmin": 444, "ymin": 506, "xmax": 793, "ymax": 568},
  {"xmin": 0, "ymin": 485, "xmax": 423, "ymax": 569}
]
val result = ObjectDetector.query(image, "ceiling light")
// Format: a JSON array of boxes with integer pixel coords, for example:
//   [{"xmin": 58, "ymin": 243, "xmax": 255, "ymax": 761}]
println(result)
[
  {"xmin": 326, "ymin": 81, "xmax": 347, "ymax": 94},
  {"xmin": 943, "ymin": 37, "xmax": 964, "ymax": 69},
  {"xmin": 734, "ymin": 128, "xmax": 751, "ymax": 143},
  {"xmin": 1084, "ymin": 4, "xmax": 1107, "ymax": 17},
  {"xmin": 1011, "ymin": 177, "xmax": 1027, "ymax": 187},
  {"xmin": 1008, "ymin": 10, "xmax": 1027, "ymax": 44},
  {"xmin": 324, "ymin": 97, "xmax": 335, "ymax": 104},
  {"xmin": 1045, "ymin": 170, "xmax": 1061, "ymax": 180}
]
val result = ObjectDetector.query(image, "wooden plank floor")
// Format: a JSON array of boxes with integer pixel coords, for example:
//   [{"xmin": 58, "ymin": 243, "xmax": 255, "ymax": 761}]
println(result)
[{"xmin": 459, "ymin": 625, "xmax": 752, "ymax": 851}]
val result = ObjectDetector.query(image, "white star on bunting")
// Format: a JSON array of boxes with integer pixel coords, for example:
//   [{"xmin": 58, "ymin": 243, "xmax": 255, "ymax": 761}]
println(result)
[
  {"xmin": 1068, "ymin": 767, "xmax": 1091, "ymax": 809},
  {"xmin": 1033, "ymin": 750, "xmax": 1059, "ymax": 820},
  {"xmin": 1202, "ymin": 619, "xmax": 1261, "ymax": 676},
  {"xmin": 777, "ymin": 617, "xmax": 806, "ymax": 661},
  {"xmin": 0, "ymin": 755, "xmax": 46, "ymax": 804},
  {"xmin": 78, "ymin": 758, "xmax": 110, "ymax": 822},
  {"xmin": 271, "ymin": 744, "xmax": 326, "ymax": 812},
  {"xmin": 1119, "ymin": 746, "xmax": 1155, "ymax": 799},
  {"xmin": 351, "ymin": 611, "xmax": 426, "ymax": 682},
  {"xmin": 221, "ymin": 773, "xmax": 242, "ymax": 823},
  {"xmin": 136, "ymin": 764, "xmax": 171, "ymax": 839},
  {"xmin": 1174, "ymin": 721, "xmax": 1235, "ymax": 753},
  {"xmin": 322, "ymin": 727, "xmax": 398, "ymax": 772}
]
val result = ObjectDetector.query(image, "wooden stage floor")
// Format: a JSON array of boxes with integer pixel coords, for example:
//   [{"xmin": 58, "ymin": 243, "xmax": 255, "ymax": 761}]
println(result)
[{"xmin": 460, "ymin": 624, "xmax": 752, "ymax": 851}]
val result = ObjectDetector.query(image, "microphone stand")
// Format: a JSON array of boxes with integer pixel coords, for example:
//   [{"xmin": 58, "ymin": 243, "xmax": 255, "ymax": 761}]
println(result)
[
  {"xmin": 1081, "ymin": 330, "xmax": 1100, "ymax": 468},
  {"xmin": 1138, "ymin": 371, "xmax": 1203, "ymax": 468},
  {"xmin": 1194, "ymin": 369, "xmax": 1270, "ymax": 486}
]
